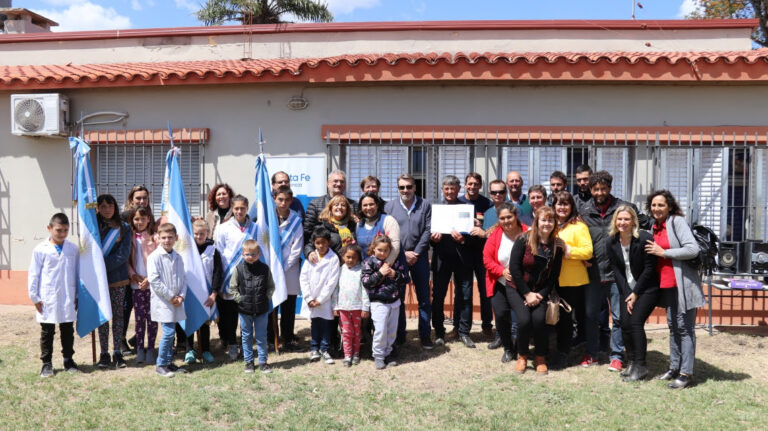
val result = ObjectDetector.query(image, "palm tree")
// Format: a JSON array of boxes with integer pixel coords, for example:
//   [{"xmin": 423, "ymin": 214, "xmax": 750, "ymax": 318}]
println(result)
[{"xmin": 196, "ymin": 0, "xmax": 333, "ymax": 25}]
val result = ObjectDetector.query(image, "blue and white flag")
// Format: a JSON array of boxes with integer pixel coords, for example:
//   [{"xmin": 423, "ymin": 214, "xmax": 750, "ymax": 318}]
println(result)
[
  {"xmin": 69, "ymin": 137, "xmax": 113, "ymax": 337},
  {"xmin": 161, "ymin": 146, "xmax": 215, "ymax": 336},
  {"xmin": 248, "ymin": 152, "xmax": 288, "ymax": 309}
]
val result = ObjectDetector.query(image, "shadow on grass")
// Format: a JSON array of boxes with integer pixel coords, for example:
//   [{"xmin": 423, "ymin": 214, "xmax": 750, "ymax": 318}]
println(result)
[
  {"xmin": 715, "ymin": 325, "xmax": 768, "ymax": 337},
  {"xmin": 645, "ymin": 350, "xmax": 750, "ymax": 385}
]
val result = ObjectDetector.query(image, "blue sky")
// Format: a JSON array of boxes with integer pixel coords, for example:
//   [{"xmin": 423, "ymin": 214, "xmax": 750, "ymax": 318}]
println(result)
[{"xmin": 17, "ymin": 1, "xmax": 699, "ymax": 32}]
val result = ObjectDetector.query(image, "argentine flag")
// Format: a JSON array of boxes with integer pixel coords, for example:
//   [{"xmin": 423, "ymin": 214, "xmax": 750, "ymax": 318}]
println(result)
[
  {"xmin": 161, "ymin": 147, "xmax": 214, "ymax": 336},
  {"xmin": 69, "ymin": 137, "xmax": 113, "ymax": 337},
  {"xmin": 248, "ymin": 153, "xmax": 288, "ymax": 309}
]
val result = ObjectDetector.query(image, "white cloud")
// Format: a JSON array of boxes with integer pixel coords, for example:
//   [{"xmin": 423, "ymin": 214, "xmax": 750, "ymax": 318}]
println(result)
[
  {"xmin": 131, "ymin": 0, "xmax": 143, "ymax": 12},
  {"xmin": 35, "ymin": 1, "xmax": 132, "ymax": 32},
  {"xmin": 677, "ymin": 0, "xmax": 701, "ymax": 18},
  {"xmin": 174, "ymin": 0, "xmax": 198, "ymax": 13},
  {"xmin": 325, "ymin": 0, "xmax": 380, "ymax": 15}
]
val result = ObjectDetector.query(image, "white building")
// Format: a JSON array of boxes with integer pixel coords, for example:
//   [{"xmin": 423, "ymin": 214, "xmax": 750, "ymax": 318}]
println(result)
[{"xmin": 2, "ymin": 19, "xmax": 767, "ymax": 322}]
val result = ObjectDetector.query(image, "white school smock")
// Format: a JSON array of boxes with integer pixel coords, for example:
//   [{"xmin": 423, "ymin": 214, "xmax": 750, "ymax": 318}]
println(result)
[
  {"xmin": 214, "ymin": 217, "xmax": 254, "ymax": 300},
  {"xmin": 279, "ymin": 210, "xmax": 304, "ymax": 296},
  {"xmin": 27, "ymin": 240, "xmax": 79, "ymax": 324},
  {"xmin": 147, "ymin": 247, "xmax": 187, "ymax": 323},
  {"xmin": 299, "ymin": 251, "xmax": 340, "ymax": 320}
]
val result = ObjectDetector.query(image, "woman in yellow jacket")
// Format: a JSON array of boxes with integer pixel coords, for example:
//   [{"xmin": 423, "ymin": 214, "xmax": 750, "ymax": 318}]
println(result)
[{"xmin": 552, "ymin": 191, "xmax": 593, "ymax": 369}]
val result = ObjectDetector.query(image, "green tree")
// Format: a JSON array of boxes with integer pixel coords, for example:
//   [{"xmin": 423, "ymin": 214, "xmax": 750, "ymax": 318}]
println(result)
[
  {"xmin": 686, "ymin": 0, "xmax": 768, "ymax": 47},
  {"xmin": 196, "ymin": 0, "xmax": 333, "ymax": 25}
]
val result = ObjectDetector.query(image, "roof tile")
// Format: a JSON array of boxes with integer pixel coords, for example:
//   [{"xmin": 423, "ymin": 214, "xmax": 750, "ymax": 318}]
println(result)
[{"xmin": 2, "ymin": 50, "xmax": 768, "ymax": 89}]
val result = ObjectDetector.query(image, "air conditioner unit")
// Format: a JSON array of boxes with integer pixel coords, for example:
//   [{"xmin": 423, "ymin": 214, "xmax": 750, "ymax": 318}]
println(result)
[{"xmin": 10, "ymin": 93, "xmax": 69, "ymax": 137}]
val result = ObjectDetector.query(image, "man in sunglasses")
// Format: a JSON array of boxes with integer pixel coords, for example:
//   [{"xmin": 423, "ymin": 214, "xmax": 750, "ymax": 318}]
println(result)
[
  {"xmin": 482, "ymin": 180, "xmax": 509, "ymax": 230},
  {"xmin": 384, "ymin": 174, "xmax": 433, "ymax": 350}
]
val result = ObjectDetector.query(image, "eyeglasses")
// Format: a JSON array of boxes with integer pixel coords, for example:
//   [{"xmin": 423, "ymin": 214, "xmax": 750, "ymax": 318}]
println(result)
[
  {"xmin": 243, "ymin": 253, "xmax": 258, "ymax": 257},
  {"xmin": 398, "ymin": 185, "xmax": 414, "ymax": 190},
  {"xmin": 489, "ymin": 190, "xmax": 506, "ymax": 195}
]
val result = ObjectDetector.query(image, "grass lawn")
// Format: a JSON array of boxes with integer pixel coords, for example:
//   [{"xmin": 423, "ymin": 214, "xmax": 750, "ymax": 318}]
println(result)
[{"xmin": 1, "ymin": 304, "xmax": 766, "ymax": 430}]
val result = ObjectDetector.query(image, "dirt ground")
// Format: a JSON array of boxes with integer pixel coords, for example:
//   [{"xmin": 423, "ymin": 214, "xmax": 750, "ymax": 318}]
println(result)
[{"xmin": 1, "ymin": 304, "xmax": 766, "ymax": 389}]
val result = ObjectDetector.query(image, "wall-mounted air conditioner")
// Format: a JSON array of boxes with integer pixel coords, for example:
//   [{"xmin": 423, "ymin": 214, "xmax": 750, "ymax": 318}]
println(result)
[{"xmin": 10, "ymin": 93, "xmax": 69, "ymax": 137}]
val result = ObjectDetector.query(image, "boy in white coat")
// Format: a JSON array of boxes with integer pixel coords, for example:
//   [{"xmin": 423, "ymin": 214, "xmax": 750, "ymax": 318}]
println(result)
[
  {"xmin": 148, "ymin": 223, "xmax": 187, "ymax": 378},
  {"xmin": 28, "ymin": 213, "xmax": 80, "ymax": 378},
  {"xmin": 300, "ymin": 226, "xmax": 340, "ymax": 364}
]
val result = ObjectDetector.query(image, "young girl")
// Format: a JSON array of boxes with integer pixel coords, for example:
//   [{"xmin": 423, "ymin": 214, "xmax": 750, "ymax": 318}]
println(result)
[
  {"xmin": 128, "ymin": 205, "xmax": 158, "ymax": 365},
  {"xmin": 96, "ymin": 194, "xmax": 133, "ymax": 369},
  {"xmin": 334, "ymin": 244, "xmax": 370, "ymax": 367},
  {"xmin": 361, "ymin": 235, "xmax": 408, "ymax": 370},
  {"xmin": 300, "ymin": 227, "xmax": 341, "ymax": 365}
]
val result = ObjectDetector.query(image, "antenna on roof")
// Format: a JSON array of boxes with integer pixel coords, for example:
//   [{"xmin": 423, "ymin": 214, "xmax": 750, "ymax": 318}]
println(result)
[{"xmin": 632, "ymin": 1, "xmax": 636, "ymax": 19}]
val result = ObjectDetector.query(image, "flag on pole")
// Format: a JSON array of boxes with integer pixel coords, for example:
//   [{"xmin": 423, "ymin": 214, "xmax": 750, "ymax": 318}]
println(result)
[
  {"xmin": 248, "ymin": 152, "xmax": 288, "ymax": 309},
  {"xmin": 69, "ymin": 137, "xmax": 113, "ymax": 337},
  {"xmin": 161, "ymin": 146, "xmax": 215, "ymax": 336}
]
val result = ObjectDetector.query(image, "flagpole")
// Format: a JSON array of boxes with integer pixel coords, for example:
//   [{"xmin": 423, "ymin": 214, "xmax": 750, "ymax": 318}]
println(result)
[{"xmin": 72, "ymin": 130, "xmax": 98, "ymax": 364}]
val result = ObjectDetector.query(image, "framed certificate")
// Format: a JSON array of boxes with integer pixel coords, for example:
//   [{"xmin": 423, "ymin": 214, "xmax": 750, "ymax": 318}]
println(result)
[{"xmin": 431, "ymin": 204, "xmax": 475, "ymax": 234}]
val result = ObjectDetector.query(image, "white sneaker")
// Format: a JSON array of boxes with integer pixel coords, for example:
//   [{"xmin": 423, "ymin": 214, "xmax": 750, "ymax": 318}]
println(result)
[
  {"xmin": 228, "ymin": 345, "xmax": 239, "ymax": 361},
  {"xmin": 309, "ymin": 351, "xmax": 321, "ymax": 362},
  {"xmin": 322, "ymin": 351, "xmax": 335, "ymax": 364}
]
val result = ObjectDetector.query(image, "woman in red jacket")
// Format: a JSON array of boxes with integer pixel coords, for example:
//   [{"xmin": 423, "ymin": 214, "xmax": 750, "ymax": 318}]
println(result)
[{"xmin": 483, "ymin": 202, "xmax": 528, "ymax": 364}]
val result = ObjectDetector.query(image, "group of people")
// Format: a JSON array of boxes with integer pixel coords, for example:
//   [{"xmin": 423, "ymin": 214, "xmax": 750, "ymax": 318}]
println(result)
[{"xmin": 28, "ymin": 163, "xmax": 706, "ymax": 388}]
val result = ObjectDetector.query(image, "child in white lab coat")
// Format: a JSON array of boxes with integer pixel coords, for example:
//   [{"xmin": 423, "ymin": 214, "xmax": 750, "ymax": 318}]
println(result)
[
  {"xmin": 28, "ymin": 213, "xmax": 80, "ymax": 378},
  {"xmin": 300, "ymin": 226, "xmax": 340, "ymax": 365}
]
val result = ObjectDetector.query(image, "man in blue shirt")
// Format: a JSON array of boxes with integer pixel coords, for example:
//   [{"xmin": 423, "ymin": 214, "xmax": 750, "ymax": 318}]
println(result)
[{"xmin": 384, "ymin": 174, "xmax": 433, "ymax": 350}]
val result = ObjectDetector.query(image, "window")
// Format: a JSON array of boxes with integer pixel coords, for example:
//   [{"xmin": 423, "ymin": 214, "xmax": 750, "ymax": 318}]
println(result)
[
  {"xmin": 85, "ymin": 129, "xmax": 207, "ymax": 217},
  {"xmin": 324, "ymin": 125, "xmax": 768, "ymax": 240}
]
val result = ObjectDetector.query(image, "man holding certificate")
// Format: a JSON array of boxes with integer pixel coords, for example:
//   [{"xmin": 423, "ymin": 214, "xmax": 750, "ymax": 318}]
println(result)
[{"xmin": 430, "ymin": 175, "xmax": 476, "ymax": 348}]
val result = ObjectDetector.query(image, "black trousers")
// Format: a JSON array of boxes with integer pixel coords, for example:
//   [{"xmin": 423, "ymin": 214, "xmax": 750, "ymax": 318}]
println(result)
[
  {"xmin": 267, "ymin": 295, "xmax": 298, "ymax": 344},
  {"xmin": 186, "ymin": 323, "xmax": 211, "ymax": 352},
  {"xmin": 555, "ymin": 285, "xmax": 587, "ymax": 354},
  {"xmin": 497, "ymin": 285, "xmax": 548, "ymax": 357},
  {"xmin": 216, "ymin": 297, "xmax": 239, "ymax": 346},
  {"xmin": 432, "ymin": 257, "xmax": 473, "ymax": 337},
  {"xmin": 40, "ymin": 322, "xmax": 74, "ymax": 363},
  {"xmin": 620, "ymin": 287, "xmax": 664, "ymax": 367},
  {"xmin": 490, "ymin": 283, "xmax": 517, "ymax": 352}
]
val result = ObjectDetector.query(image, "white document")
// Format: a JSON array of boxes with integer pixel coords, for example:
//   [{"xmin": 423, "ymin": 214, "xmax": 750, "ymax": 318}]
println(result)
[{"xmin": 431, "ymin": 204, "xmax": 475, "ymax": 234}]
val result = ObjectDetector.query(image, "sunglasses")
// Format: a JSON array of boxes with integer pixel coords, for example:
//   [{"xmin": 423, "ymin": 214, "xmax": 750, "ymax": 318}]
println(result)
[
  {"xmin": 489, "ymin": 190, "xmax": 506, "ymax": 195},
  {"xmin": 398, "ymin": 185, "xmax": 415, "ymax": 190},
  {"xmin": 243, "ymin": 253, "xmax": 259, "ymax": 257}
]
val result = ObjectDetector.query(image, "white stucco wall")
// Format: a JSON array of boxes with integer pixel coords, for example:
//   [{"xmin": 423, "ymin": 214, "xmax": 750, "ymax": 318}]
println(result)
[
  {"xmin": 2, "ymin": 81, "xmax": 768, "ymax": 270},
  {"xmin": 0, "ymin": 27, "xmax": 754, "ymax": 66}
]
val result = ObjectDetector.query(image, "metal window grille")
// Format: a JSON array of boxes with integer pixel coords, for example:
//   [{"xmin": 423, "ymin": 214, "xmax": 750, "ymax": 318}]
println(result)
[
  {"xmin": 84, "ymin": 130, "xmax": 206, "ymax": 218},
  {"xmin": 325, "ymin": 126, "xmax": 768, "ymax": 242}
]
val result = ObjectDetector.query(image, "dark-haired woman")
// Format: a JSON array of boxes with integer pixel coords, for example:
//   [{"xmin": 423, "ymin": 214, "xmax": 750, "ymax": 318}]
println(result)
[
  {"xmin": 507, "ymin": 206, "xmax": 564, "ymax": 375},
  {"xmin": 96, "ymin": 194, "xmax": 133, "ymax": 369},
  {"xmin": 483, "ymin": 203, "xmax": 528, "ymax": 363},
  {"xmin": 644, "ymin": 190, "xmax": 706, "ymax": 389},
  {"xmin": 552, "ymin": 191, "xmax": 593, "ymax": 369},
  {"xmin": 204, "ymin": 183, "xmax": 235, "ymax": 238},
  {"xmin": 607, "ymin": 205, "xmax": 658, "ymax": 382}
]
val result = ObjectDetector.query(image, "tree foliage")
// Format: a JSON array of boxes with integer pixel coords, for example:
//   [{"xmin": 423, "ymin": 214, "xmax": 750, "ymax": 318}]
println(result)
[
  {"xmin": 686, "ymin": 0, "xmax": 768, "ymax": 47},
  {"xmin": 196, "ymin": 0, "xmax": 333, "ymax": 25}
]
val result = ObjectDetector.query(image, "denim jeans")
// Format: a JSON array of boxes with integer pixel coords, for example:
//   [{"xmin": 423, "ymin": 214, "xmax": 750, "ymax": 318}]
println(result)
[
  {"xmin": 157, "ymin": 322, "xmax": 176, "ymax": 367},
  {"xmin": 240, "ymin": 312, "xmax": 269, "ymax": 365},
  {"xmin": 310, "ymin": 317, "xmax": 333, "ymax": 353},
  {"xmin": 585, "ymin": 281, "xmax": 624, "ymax": 361},
  {"xmin": 607, "ymin": 282, "xmax": 625, "ymax": 362},
  {"xmin": 408, "ymin": 254, "xmax": 432, "ymax": 342},
  {"xmin": 664, "ymin": 288, "xmax": 698, "ymax": 375}
]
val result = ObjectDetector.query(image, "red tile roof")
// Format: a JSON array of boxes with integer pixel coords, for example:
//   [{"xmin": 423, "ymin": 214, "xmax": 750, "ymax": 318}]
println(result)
[{"xmin": 3, "ymin": 50, "xmax": 768, "ymax": 90}]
